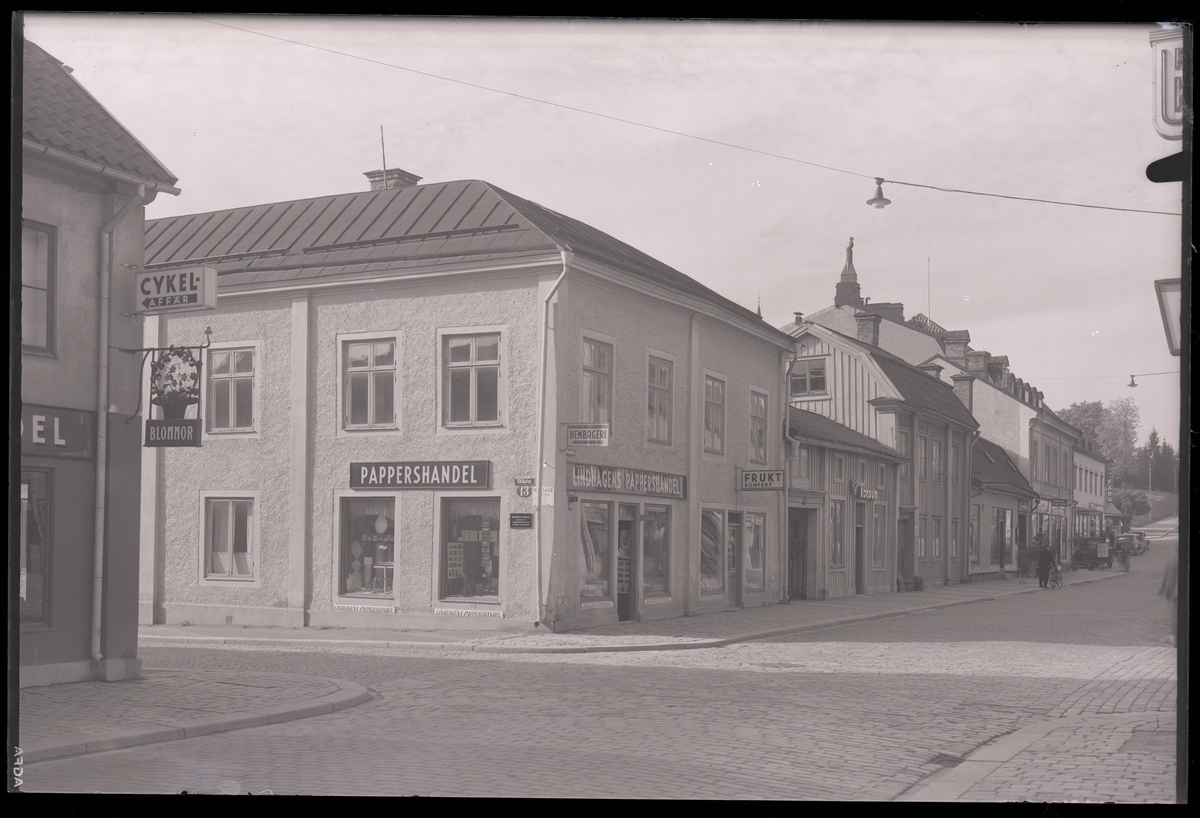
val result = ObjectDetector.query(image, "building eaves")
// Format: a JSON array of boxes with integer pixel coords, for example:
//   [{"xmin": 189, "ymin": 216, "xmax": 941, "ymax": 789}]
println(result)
[
  {"xmin": 971, "ymin": 437, "xmax": 1038, "ymax": 499},
  {"xmin": 787, "ymin": 407, "xmax": 903, "ymax": 461}
]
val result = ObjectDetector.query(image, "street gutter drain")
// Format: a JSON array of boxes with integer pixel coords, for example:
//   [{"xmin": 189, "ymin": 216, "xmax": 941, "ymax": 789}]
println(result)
[{"xmin": 930, "ymin": 754, "xmax": 964, "ymax": 768}]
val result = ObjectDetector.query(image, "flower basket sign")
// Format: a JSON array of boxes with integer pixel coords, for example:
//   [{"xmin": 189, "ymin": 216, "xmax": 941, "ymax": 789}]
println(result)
[{"xmin": 146, "ymin": 346, "xmax": 202, "ymax": 447}]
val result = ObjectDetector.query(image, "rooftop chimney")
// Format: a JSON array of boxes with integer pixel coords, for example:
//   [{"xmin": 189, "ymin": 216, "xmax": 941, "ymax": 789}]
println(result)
[
  {"xmin": 943, "ymin": 330, "xmax": 971, "ymax": 363},
  {"xmin": 965, "ymin": 350, "xmax": 991, "ymax": 377},
  {"xmin": 868, "ymin": 302, "xmax": 906, "ymax": 324},
  {"xmin": 364, "ymin": 167, "xmax": 423, "ymax": 191},
  {"xmin": 918, "ymin": 362, "xmax": 944, "ymax": 381},
  {"xmin": 855, "ymin": 311, "xmax": 882, "ymax": 347},
  {"xmin": 793, "ymin": 311, "xmax": 804, "ymax": 326},
  {"xmin": 987, "ymin": 355, "xmax": 1010, "ymax": 390},
  {"xmin": 951, "ymin": 373, "xmax": 975, "ymax": 413},
  {"xmin": 834, "ymin": 237, "xmax": 864, "ymax": 308}
]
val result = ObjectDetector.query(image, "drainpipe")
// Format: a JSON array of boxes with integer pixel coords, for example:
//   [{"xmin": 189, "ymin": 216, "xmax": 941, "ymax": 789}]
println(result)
[
  {"xmin": 781, "ymin": 354, "xmax": 797, "ymax": 601},
  {"xmin": 534, "ymin": 251, "xmax": 571, "ymax": 629},
  {"xmin": 92, "ymin": 185, "xmax": 145, "ymax": 666}
]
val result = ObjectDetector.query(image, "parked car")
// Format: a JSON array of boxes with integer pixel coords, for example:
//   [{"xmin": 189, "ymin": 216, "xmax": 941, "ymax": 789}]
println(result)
[
  {"xmin": 1116, "ymin": 534, "xmax": 1143, "ymax": 556},
  {"xmin": 1133, "ymin": 531, "xmax": 1149, "ymax": 552}
]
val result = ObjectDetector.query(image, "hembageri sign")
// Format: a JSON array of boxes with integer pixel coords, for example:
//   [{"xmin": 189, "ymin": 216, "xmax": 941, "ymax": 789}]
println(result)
[{"xmin": 135, "ymin": 265, "xmax": 218, "ymax": 314}]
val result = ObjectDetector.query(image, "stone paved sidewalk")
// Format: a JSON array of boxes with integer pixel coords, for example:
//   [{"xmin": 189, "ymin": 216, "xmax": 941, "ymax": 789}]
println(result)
[{"xmin": 18, "ymin": 669, "xmax": 371, "ymax": 763}]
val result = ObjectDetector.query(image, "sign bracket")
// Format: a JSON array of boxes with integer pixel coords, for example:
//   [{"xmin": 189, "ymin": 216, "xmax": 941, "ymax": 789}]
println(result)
[{"xmin": 119, "ymin": 327, "xmax": 212, "ymax": 424}]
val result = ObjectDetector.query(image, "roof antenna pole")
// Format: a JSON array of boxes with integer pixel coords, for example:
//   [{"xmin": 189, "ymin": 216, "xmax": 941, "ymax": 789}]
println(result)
[
  {"xmin": 380, "ymin": 125, "xmax": 387, "ymax": 176},
  {"xmin": 926, "ymin": 235, "xmax": 931, "ymax": 319}
]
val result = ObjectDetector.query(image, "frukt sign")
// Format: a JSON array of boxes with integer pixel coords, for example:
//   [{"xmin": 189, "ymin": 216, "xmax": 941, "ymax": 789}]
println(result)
[{"xmin": 136, "ymin": 265, "xmax": 218, "ymax": 314}]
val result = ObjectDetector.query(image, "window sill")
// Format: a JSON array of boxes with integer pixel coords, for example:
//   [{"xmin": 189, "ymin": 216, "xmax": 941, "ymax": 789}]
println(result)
[
  {"xmin": 20, "ymin": 622, "xmax": 52, "ymax": 632},
  {"xmin": 22, "ymin": 348, "xmax": 57, "ymax": 359},
  {"xmin": 439, "ymin": 596, "xmax": 500, "ymax": 605},
  {"xmin": 437, "ymin": 425, "xmax": 509, "ymax": 436},
  {"xmin": 202, "ymin": 576, "xmax": 258, "ymax": 583},
  {"xmin": 340, "ymin": 592, "xmax": 395, "ymax": 601}
]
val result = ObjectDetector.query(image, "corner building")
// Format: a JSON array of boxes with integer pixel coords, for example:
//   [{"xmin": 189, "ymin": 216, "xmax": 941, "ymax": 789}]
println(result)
[{"xmin": 140, "ymin": 170, "xmax": 794, "ymax": 632}]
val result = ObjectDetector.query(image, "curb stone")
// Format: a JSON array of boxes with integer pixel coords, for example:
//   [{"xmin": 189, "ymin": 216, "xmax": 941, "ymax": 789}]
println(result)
[{"xmin": 22, "ymin": 676, "xmax": 372, "ymax": 764}]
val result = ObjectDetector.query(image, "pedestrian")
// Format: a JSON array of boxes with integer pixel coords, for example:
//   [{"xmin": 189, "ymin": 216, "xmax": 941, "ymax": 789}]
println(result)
[
  {"xmin": 1037, "ymin": 544, "xmax": 1054, "ymax": 588},
  {"xmin": 1158, "ymin": 552, "xmax": 1178, "ymax": 645}
]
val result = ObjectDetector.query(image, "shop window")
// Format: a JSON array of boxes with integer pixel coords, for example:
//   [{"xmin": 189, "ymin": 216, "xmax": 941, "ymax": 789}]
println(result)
[
  {"xmin": 790, "ymin": 359, "xmax": 827, "ymax": 397},
  {"xmin": 932, "ymin": 516, "xmax": 942, "ymax": 559},
  {"xmin": 830, "ymin": 501, "xmax": 845, "ymax": 566},
  {"xmin": 204, "ymin": 496, "xmax": 257, "ymax": 581},
  {"xmin": 917, "ymin": 515, "xmax": 927, "ymax": 559},
  {"xmin": 582, "ymin": 338, "xmax": 612, "ymax": 425},
  {"xmin": 872, "ymin": 504, "xmax": 887, "ymax": 566},
  {"xmin": 750, "ymin": 391, "xmax": 768, "ymax": 463},
  {"xmin": 970, "ymin": 505, "xmax": 980, "ymax": 564},
  {"xmin": 19, "ymin": 471, "xmax": 51, "ymax": 624},
  {"xmin": 898, "ymin": 430, "xmax": 911, "ymax": 479},
  {"xmin": 704, "ymin": 375, "xmax": 725, "ymax": 454},
  {"xmin": 642, "ymin": 505, "xmax": 670, "ymax": 595},
  {"xmin": 951, "ymin": 519, "xmax": 959, "ymax": 561},
  {"xmin": 21, "ymin": 222, "xmax": 55, "ymax": 354},
  {"xmin": 791, "ymin": 445, "xmax": 810, "ymax": 481},
  {"xmin": 339, "ymin": 497, "xmax": 395, "ymax": 597},
  {"xmin": 932, "ymin": 439, "xmax": 943, "ymax": 483},
  {"xmin": 443, "ymin": 332, "xmax": 501, "ymax": 427},
  {"xmin": 581, "ymin": 501, "xmax": 612, "ymax": 600},
  {"xmin": 745, "ymin": 513, "xmax": 765, "ymax": 591},
  {"xmin": 647, "ymin": 357, "xmax": 672, "ymax": 444},
  {"xmin": 342, "ymin": 338, "xmax": 396, "ymax": 430},
  {"xmin": 442, "ymin": 497, "xmax": 501, "ymax": 600},
  {"xmin": 700, "ymin": 509, "xmax": 724, "ymax": 593},
  {"xmin": 209, "ymin": 346, "xmax": 257, "ymax": 432}
]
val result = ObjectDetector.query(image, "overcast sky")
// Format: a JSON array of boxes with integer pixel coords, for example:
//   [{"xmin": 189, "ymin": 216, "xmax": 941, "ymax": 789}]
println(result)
[{"xmin": 21, "ymin": 15, "xmax": 1185, "ymax": 450}]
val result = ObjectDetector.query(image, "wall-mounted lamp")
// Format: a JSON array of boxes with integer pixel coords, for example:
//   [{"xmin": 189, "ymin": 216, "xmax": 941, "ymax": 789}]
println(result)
[{"xmin": 866, "ymin": 178, "xmax": 891, "ymax": 209}]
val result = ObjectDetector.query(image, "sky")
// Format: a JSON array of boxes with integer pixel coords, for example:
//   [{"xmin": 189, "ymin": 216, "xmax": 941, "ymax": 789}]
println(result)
[{"xmin": 20, "ymin": 15, "xmax": 1186, "ymax": 449}]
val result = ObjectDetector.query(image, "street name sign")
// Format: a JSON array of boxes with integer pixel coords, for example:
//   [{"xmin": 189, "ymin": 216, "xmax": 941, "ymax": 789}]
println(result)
[{"xmin": 136, "ymin": 265, "xmax": 218, "ymax": 314}]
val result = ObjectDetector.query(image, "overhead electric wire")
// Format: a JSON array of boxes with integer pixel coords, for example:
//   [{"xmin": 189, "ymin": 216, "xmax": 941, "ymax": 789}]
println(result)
[
  {"xmin": 203, "ymin": 18, "xmax": 1182, "ymax": 218},
  {"xmin": 1028, "ymin": 371, "xmax": 1180, "ymax": 380}
]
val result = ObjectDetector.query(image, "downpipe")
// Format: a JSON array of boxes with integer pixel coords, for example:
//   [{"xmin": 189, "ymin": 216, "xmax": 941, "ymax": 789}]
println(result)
[{"xmin": 92, "ymin": 185, "xmax": 144, "ymax": 667}]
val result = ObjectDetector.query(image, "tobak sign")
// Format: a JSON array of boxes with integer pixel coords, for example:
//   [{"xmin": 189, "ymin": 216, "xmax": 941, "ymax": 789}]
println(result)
[{"xmin": 135, "ymin": 265, "xmax": 218, "ymax": 314}]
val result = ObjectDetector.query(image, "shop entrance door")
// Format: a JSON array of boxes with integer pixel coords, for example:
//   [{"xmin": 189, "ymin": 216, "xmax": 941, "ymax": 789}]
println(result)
[
  {"xmin": 617, "ymin": 505, "xmax": 637, "ymax": 622},
  {"xmin": 854, "ymin": 502, "xmax": 866, "ymax": 594},
  {"xmin": 727, "ymin": 511, "xmax": 743, "ymax": 608},
  {"xmin": 898, "ymin": 514, "xmax": 914, "ymax": 591},
  {"xmin": 788, "ymin": 508, "xmax": 809, "ymax": 600}
]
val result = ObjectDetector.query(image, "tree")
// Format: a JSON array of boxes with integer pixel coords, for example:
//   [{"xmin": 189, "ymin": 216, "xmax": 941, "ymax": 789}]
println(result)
[
  {"xmin": 1058, "ymin": 398, "xmax": 1140, "ymax": 486},
  {"xmin": 1111, "ymin": 488, "xmax": 1151, "ymax": 518}
]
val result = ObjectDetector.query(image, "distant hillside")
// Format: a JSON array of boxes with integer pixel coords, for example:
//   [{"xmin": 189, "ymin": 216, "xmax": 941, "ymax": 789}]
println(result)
[{"xmin": 1133, "ymin": 490, "xmax": 1179, "ymax": 526}]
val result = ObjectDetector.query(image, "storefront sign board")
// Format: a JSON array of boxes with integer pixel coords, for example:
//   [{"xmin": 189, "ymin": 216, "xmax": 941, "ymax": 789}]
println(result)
[
  {"xmin": 509, "ymin": 513, "xmax": 534, "ymax": 528},
  {"xmin": 1050, "ymin": 499, "xmax": 1070, "ymax": 508},
  {"xmin": 850, "ymin": 478, "xmax": 878, "ymax": 500},
  {"xmin": 567, "ymin": 423, "xmax": 609, "ymax": 447},
  {"xmin": 741, "ymin": 469, "xmax": 785, "ymax": 491},
  {"xmin": 20, "ymin": 404, "xmax": 95, "ymax": 459},
  {"xmin": 568, "ymin": 463, "xmax": 686, "ymax": 500},
  {"xmin": 351, "ymin": 461, "xmax": 491, "ymax": 490},
  {"xmin": 145, "ymin": 418, "xmax": 202, "ymax": 447},
  {"xmin": 135, "ymin": 265, "xmax": 218, "ymax": 314}
]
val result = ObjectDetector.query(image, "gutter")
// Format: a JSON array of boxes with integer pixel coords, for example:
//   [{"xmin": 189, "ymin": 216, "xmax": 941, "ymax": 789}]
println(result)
[
  {"xmin": 24, "ymin": 139, "xmax": 181, "ymax": 197},
  {"xmin": 534, "ymin": 251, "xmax": 571, "ymax": 630},
  {"xmin": 91, "ymin": 185, "xmax": 145, "ymax": 666}
]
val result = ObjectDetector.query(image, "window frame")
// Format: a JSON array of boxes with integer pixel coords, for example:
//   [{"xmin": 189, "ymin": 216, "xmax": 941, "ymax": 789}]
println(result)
[
  {"xmin": 198, "ymin": 490, "xmax": 261, "ymax": 586},
  {"xmin": 642, "ymin": 503, "xmax": 671, "ymax": 597},
  {"xmin": 791, "ymin": 444, "xmax": 810, "ymax": 482},
  {"xmin": 699, "ymin": 507, "xmax": 727, "ymax": 594},
  {"xmin": 918, "ymin": 515, "xmax": 928, "ymax": 559},
  {"xmin": 581, "ymin": 336, "xmax": 615, "ymax": 426},
  {"xmin": 932, "ymin": 516, "xmax": 942, "ymax": 559},
  {"xmin": 789, "ymin": 357, "xmax": 829, "ymax": 398},
  {"xmin": 21, "ymin": 220, "xmax": 56, "ymax": 355},
  {"xmin": 744, "ymin": 511, "xmax": 767, "ymax": 592},
  {"xmin": 198, "ymin": 340, "xmax": 263, "ymax": 440},
  {"xmin": 19, "ymin": 468, "xmax": 53, "ymax": 627},
  {"xmin": 951, "ymin": 518, "xmax": 959, "ymax": 562},
  {"xmin": 830, "ymin": 499, "xmax": 845, "ymax": 567},
  {"xmin": 581, "ymin": 498, "xmax": 616, "ymax": 602},
  {"xmin": 646, "ymin": 353, "xmax": 674, "ymax": 445},
  {"xmin": 951, "ymin": 443, "xmax": 961, "ymax": 486},
  {"xmin": 932, "ymin": 438, "xmax": 943, "ymax": 483},
  {"xmin": 749, "ymin": 389, "xmax": 769, "ymax": 464},
  {"xmin": 437, "ymin": 492, "xmax": 504, "ymax": 604},
  {"xmin": 332, "ymin": 489, "xmax": 402, "ymax": 602},
  {"xmin": 338, "ymin": 331, "xmax": 401, "ymax": 435},
  {"xmin": 437, "ymin": 325, "xmax": 507, "ymax": 434},
  {"xmin": 898, "ymin": 429, "xmax": 911, "ymax": 479},
  {"xmin": 872, "ymin": 503, "xmax": 887, "ymax": 567},
  {"xmin": 918, "ymin": 435, "xmax": 929, "ymax": 481},
  {"xmin": 703, "ymin": 371, "xmax": 727, "ymax": 455}
]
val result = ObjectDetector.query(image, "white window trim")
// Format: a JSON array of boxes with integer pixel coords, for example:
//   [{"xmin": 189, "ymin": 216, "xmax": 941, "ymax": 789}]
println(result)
[
  {"xmin": 645, "ymin": 347, "xmax": 676, "ymax": 448},
  {"xmin": 331, "ymin": 488, "xmax": 403, "ymax": 603},
  {"xmin": 436, "ymin": 324, "xmax": 509, "ymax": 436},
  {"xmin": 789, "ymin": 356, "xmax": 830, "ymax": 399},
  {"xmin": 702, "ymin": 368, "xmax": 727, "ymax": 459},
  {"xmin": 748, "ymin": 384, "xmax": 770, "ymax": 465},
  {"xmin": 200, "ymin": 340, "xmax": 263, "ymax": 441},
  {"xmin": 198, "ymin": 490, "xmax": 262, "ymax": 587},
  {"xmin": 578, "ymin": 327, "xmax": 617, "ymax": 433},
  {"xmin": 431, "ymin": 490, "xmax": 509, "ymax": 607},
  {"xmin": 336, "ymin": 330, "xmax": 403, "ymax": 437}
]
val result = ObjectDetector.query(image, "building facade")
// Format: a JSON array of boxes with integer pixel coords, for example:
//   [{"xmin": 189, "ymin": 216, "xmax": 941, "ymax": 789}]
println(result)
[
  {"xmin": 1073, "ymin": 444, "xmax": 1109, "ymax": 542},
  {"xmin": 139, "ymin": 171, "xmax": 794, "ymax": 633},
  {"xmin": 19, "ymin": 40, "xmax": 180, "ymax": 686}
]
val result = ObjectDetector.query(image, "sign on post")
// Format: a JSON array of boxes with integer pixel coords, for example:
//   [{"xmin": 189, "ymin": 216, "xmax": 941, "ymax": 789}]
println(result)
[{"xmin": 136, "ymin": 265, "xmax": 219, "ymax": 314}]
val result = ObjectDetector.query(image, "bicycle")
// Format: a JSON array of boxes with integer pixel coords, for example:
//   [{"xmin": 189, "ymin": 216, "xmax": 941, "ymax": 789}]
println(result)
[{"xmin": 1049, "ymin": 564, "xmax": 1063, "ymax": 590}]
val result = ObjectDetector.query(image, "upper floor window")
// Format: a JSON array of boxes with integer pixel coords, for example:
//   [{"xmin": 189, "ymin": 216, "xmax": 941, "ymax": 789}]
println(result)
[
  {"xmin": 898, "ymin": 429, "xmax": 911, "ymax": 479},
  {"xmin": 1031, "ymin": 442, "xmax": 1038, "ymax": 481},
  {"xmin": 790, "ymin": 359, "xmax": 827, "ymax": 397},
  {"xmin": 704, "ymin": 375, "xmax": 725, "ymax": 454},
  {"xmin": 877, "ymin": 462, "xmax": 887, "ymax": 499},
  {"xmin": 343, "ymin": 338, "xmax": 398, "ymax": 430},
  {"xmin": 204, "ymin": 496, "xmax": 257, "ymax": 581},
  {"xmin": 208, "ymin": 347, "xmax": 257, "ymax": 433},
  {"xmin": 1044, "ymin": 443, "xmax": 1053, "ymax": 483},
  {"xmin": 791, "ymin": 445, "xmax": 810, "ymax": 481},
  {"xmin": 1062, "ymin": 451, "xmax": 1070, "ymax": 489},
  {"xmin": 21, "ymin": 223, "xmax": 55, "ymax": 353},
  {"xmin": 932, "ymin": 438, "xmax": 943, "ymax": 483},
  {"xmin": 919, "ymin": 435, "xmax": 929, "ymax": 481},
  {"xmin": 582, "ymin": 339, "xmax": 612, "ymax": 425},
  {"xmin": 750, "ymin": 391, "xmax": 768, "ymax": 463},
  {"xmin": 833, "ymin": 454, "xmax": 845, "ymax": 490},
  {"xmin": 444, "ymin": 333, "xmax": 501, "ymax": 427},
  {"xmin": 647, "ymin": 357, "xmax": 672, "ymax": 444},
  {"xmin": 951, "ymin": 444, "xmax": 961, "ymax": 486}
]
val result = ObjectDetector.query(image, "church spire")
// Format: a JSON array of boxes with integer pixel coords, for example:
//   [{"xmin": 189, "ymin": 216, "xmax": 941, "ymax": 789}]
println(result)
[{"xmin": 834, "ymin": 237, "xmax": 863, "ymax": 308}]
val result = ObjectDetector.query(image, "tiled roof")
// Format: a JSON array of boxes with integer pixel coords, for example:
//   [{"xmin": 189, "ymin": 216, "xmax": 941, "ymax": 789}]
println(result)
[
  {"xmin": 971, "ymin": 437, "xmax": 1037, "ymax": 498},
  {"xmin": 145, "ymin": 180, "xmax": 790, "ymax": 336},
  {"xmin": 787, "ymin": 407, "xmax": 903, "ymax": 461},
  {"xmin": 22, "ymin": 40, "xmax": 177, "ymax": 186}
]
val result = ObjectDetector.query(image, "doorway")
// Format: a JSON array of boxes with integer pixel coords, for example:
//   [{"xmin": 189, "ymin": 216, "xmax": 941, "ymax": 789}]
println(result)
[
  {"xmin": 617, "ymin": 505, "xmax": 637, "ymax": 622},
  {"xmin": 898, "ymin": 514, "xmax": 914, "ymax": 591},
  {"xmin": 788, "ymin": 507, "xmax": 811, "ymax": 600},
  {"xmin": 726, "ymin": 511, "xmax": 743, "ymax": 608},
  {"xmin": 854, "ymin": 502, "xmax": 866, "ymax": 594}
]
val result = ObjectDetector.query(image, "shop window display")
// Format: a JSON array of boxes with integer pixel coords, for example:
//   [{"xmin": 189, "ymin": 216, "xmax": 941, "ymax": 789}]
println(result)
[
  {"xmin": 642, "ymin": 505, "xmax": 670, "ymax": 595},
  {"xmin": 20, "ymin": 471, "xmax": 51, "ymax": 623},
  {"xmin": 580, "ymin": 501, "xmax": 612, "ymax": 599},
  {"xmin": 442, "ymin": 498, "xmax": 501, "ymax": 599},
  {"xmin": 340, "ymin": 498, "xmax": 395, "ymax": 598},
  {"xmin": 745, "ymin": 513, "xmax": 765, "ymax": 591},
  {"xmin": 700, "ymin": 509, "xmax": 724, "ymax": 593}
]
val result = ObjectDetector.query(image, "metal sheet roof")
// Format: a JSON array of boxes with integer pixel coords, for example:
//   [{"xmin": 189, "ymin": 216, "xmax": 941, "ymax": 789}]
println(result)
[
  {"xmin": 972, "ymin": 436, "xmax": 1037, "ymax": 498},
  {"xmin": 22, "ymin": 40, "xmax": 177, "ymax": 186},
  {"xmin": 788, "ymin": 407, "xmax": 903, "ymax": 461}
]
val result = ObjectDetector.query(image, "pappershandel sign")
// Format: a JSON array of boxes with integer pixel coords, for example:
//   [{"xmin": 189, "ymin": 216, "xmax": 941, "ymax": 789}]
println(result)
[{"xmin": 351, "ymin": 461, "xmax": 492, "ymax": 490}]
